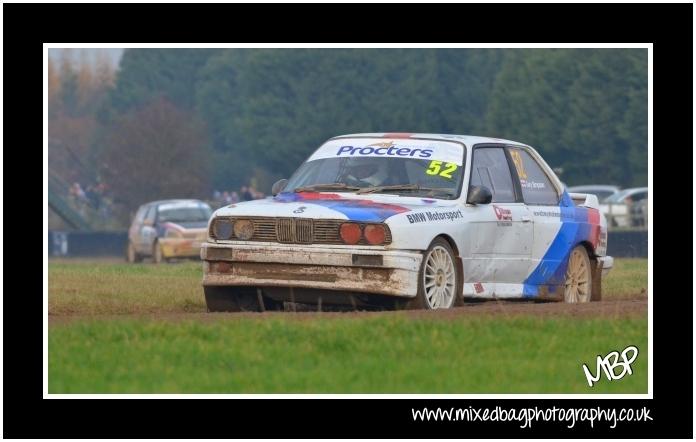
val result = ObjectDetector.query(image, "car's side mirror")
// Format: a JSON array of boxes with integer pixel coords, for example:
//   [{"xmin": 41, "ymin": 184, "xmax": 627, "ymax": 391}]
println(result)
[
  {"xmin": 466, "ymin": 185, "xmax": 493, "ymax": 205},
  {"xmin": 272, "ymin": 179, "xmax": 288, "ymax": 196}
]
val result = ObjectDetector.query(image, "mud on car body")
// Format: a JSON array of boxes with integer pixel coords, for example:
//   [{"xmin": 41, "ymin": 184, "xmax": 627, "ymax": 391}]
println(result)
[
  {"xmin": 127, "ymin": 199, "xmax": 212, "ymax": 263},
  {"xmin": 201, "ymin": 133, "xmax": 613, "ymax": 311}
]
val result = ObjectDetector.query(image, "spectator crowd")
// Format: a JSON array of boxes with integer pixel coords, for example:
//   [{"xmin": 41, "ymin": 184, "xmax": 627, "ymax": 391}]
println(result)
[{"xmin": 212, "ymin": 185, "xmax": 266, "ymax": 204}]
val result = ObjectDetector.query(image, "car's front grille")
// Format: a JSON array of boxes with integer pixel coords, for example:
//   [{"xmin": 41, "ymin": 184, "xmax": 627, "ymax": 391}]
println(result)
[{"xmin": 209, "ymin": 217, "xmax": 391, "ymax": 245}]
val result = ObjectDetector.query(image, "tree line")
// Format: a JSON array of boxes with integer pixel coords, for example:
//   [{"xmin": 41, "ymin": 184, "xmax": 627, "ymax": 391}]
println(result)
[{"xmin": 49, "ymin": 48, "xmax": 648, "ymax": 222}]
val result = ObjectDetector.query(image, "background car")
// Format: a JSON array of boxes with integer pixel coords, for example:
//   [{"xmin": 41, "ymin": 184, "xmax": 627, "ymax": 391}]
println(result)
[
  {"xmin": 127, "ymin": 199, "xmax": 213, "ymax": 263},
  {"xmin": 567, "ymin": 185, "xmax": 621, "ymax": 202},
  {"xmin": 599, "ymin": 187, "xmax": 649, "ymax": 227}
]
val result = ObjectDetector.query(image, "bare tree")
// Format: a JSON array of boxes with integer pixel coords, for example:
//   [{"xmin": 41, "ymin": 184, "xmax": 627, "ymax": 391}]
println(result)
[{"xmin": 101, "ymin": 97, "xmax": 212, "ymax": 209}]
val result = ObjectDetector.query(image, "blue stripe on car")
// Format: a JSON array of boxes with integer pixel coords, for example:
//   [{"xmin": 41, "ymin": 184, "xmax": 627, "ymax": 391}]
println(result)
[{"xmin": 522, "ymin": 191, "xmax": 593, "ymax": 297}]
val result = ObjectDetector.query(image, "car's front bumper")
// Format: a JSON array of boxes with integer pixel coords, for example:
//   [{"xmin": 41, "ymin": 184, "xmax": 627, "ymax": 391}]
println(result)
[
  {"xmin": 598, "ymin": 255, "xmax": 614, "ymax": 277},
  {"xmin": 201, "ymin": 242, "xmax": 422, "ymax": 297}
]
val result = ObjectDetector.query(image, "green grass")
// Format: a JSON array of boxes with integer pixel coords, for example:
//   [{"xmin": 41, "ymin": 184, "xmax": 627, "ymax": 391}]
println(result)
[
  {"xmin": 602, "ymin": 258, "xmax": 649, "ymax": 298},
  {"xmin": 48, "ymin": 260, "xmax": 207, "ymax": 315},
  {"xmin": 49, "ymin": 315, "xmax": 647, "ymax": 394},
  {"xmin": 48, "ymin": 258, "xmax": 647, "ymax": 316},
  {"xmin": 48, "ymin": 258, "xmax": 648, "ymax": 393}
]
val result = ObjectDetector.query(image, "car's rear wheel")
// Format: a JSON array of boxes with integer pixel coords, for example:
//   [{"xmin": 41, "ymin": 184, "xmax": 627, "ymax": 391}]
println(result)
[
  {"xmin": 564, "ymin": 245, "xmax": 592, "ymax": 303},
  {"xmin": 126, "ymin": 241, "xmax": 142, "ymax": 263},
  {"xmin": 403, "ymin": 238, "xmax": 460, "ymax": 310},
  {"xmin": 204, "ymin": 286, "xmax": 261, "ymax": 312}
]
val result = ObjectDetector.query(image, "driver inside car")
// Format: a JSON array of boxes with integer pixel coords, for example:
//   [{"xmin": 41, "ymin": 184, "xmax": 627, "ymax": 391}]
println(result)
[{"xmin": 343, "ymin": 157, "xmax": 391, "ymax": 187}]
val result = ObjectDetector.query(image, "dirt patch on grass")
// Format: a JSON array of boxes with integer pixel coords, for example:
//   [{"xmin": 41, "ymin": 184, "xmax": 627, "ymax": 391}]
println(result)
[{"xmin": 49, "ymin": 298, "xmax": 647, "ymax": 325}]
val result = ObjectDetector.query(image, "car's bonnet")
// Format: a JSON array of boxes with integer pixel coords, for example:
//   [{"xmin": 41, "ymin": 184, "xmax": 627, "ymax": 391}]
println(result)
[{"xmin": 213, "ymin": 192, "xmax": 459, "ymax": 223}]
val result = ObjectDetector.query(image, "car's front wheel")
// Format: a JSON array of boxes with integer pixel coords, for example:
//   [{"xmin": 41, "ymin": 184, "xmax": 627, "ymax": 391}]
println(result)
[
  {"xmin": 404, "ymin": 238, "xmax": 460, "ymax": 310},
  {"xmin": 563, "ymin": 245, "xmax": 592, "ymax": 303}
]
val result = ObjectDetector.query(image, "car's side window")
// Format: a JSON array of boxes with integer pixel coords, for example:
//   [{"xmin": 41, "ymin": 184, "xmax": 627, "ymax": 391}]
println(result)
[
  {"xmin": 144, "ymin": 206, "xmax": 156, "ymax": 224},
  {"xmin": 629, "ymin": 191, "xmax": 647, "ymax": 202},
  {"xmin": 134, "ymin": 206, "xmax": 147, "ymax": 224},
  {"xmin": 508, "ymin": 147, "xmax": 559, "ymax": 205},
  {"xmin": 470, "ymin": 147, "xmax": 516, "ymax": 203}
]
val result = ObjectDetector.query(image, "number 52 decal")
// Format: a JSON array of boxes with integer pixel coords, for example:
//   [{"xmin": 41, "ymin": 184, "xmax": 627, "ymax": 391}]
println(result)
[{"xmin": 426, "ymin": 160, "xmax": 458, "ymax": 179}]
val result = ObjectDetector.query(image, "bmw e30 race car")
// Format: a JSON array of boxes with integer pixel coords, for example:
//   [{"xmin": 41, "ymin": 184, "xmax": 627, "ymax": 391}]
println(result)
[{"xmin": 201, "ymin": 133, "xmax": 613, "ymax": 311}]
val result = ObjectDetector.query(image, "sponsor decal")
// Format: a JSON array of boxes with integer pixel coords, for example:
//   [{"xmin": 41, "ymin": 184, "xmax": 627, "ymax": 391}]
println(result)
[
  {"xmin": 308, "ymin": 138, "xmax": 464, "ymax": 165},
  {"xmin": 406, "ymin": 209, "xmax": 463, "ymax": 224},
  {"xmin": 533, "ymin": 210, "xmax": 561, "ymax": 217},
  {"xmin": 493, "ymin": 205, "xmax": 512, "ymax": 221},
  {"xmin": 473, "ymin": 282, "xmax": 484, "ymax": 294},
  {"xmin": 367, "ymin": 141, "xmax": 396, "ymax": 148},
  {"xmin": 509, "ymin": 149, "xmax": 528, "ymax": 180},
  {"xmin": 293, "ymin": 206, "xmax": 307, "ymax": 214},
  {"xmin": 336, "ymin": 145, "xmax": 433, "ymax": 159},
  {"xmin": 520, "ymin": 179, "xmax": 546, "ymax": 189}
]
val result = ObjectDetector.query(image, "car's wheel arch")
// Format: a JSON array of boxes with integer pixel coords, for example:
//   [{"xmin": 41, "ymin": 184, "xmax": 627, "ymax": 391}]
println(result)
[
  {"xmin": 573, "ymin": 240, "xmax": 602, "ymax": 302},
  {"xmin": 432, "ymin": 233, "xmax": 465, "ymax": 306}
]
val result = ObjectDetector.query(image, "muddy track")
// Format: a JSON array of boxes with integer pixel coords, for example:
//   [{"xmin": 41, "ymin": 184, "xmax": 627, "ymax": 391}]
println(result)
[{"xmin": 49, "ymin": 298, "xmax": 647, "ymax": 325}]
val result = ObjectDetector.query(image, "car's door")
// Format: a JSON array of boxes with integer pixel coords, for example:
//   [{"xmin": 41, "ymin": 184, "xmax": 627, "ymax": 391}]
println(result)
[
  {"xmin": 507, "ymin": 146, "xmax": 566, "ymax": 296},
  {"xmin": 465, "ymin": 146, "xmax": 533, "ymax": 296},
  {"xmin": 138, "ymin": 205, "xmax": 158, "ymax": 254}
]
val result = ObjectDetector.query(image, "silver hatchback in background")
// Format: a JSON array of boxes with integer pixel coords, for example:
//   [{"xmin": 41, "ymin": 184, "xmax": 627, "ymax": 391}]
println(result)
[{"xmin": 126, "ymin": 199, "xmax": 213, "ymax": 263}]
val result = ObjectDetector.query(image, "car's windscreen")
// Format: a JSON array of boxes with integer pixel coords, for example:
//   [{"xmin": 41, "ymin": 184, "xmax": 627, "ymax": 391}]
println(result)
[
  {"xmin": 158, "ymin": 205, "xmax": 212, "ymax": 223},
  {"xmin": 283, "ymin": 138, "xmax": 465, "ymax": 199}
]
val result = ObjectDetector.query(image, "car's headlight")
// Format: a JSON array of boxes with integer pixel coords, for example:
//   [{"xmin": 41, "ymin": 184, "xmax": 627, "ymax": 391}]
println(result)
[
  {"xmin": 212, "ymin": 218, "xmax": 234, "ymax": 240},
  {"xmin": 233, "ymin": 219, "xmax": 254, "ymax": 240}
]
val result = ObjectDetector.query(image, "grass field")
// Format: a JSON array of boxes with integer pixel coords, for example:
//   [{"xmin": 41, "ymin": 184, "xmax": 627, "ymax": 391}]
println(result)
[{"xmin": 48, "ymin": 258, "xmax": 648, "ymax": 394}]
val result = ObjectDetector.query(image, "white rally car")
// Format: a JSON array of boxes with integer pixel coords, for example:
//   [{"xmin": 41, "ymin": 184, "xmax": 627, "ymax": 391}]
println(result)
[{"xmin": 201, "ymin": 133, "xmax": 613, "ymax": 311}]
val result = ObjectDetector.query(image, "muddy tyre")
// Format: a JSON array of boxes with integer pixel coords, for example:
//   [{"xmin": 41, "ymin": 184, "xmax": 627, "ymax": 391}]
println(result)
[
  {"xmin": 204, "ymin": 286, "xmax": 261, "ymax": 312},
  {"xmin": 563, "ymin": 245, "xmax": 592, "ymax": 303},
  {"xmin": 402, "ymin": 238, "xmax": 460, "ymax": 310},
  {"xmin": 126, "ymin": 241, "xmax": 142, "ymax": 263}
]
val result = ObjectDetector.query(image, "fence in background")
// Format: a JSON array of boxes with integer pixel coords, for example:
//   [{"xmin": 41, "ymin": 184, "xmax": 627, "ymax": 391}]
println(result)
[{"xmin": 49, "ymin": 231, "xmax": 128, "ymax": 257}]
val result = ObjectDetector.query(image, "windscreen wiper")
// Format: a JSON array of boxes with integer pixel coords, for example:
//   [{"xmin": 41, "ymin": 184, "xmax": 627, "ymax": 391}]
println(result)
[
  {"xmin": 357, "ymin": 184, "xmax": 455, "ymax": 197},
  {"xmin": 294, "ymin": 183, "xmax": 361, "ymax": 193},
  {"xmin": 356, "ymin": 184, "xmax": 421, "ymax": 194}
]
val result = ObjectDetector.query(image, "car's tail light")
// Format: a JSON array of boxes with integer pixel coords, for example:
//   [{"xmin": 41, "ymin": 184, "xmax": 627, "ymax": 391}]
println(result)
[
  {"xmin": 339, "ymin": 222, "xmax": 362, "ymax": 245},
  {"xmin": 364, "ymin": 224, "xmax": 386, "ymax": 245}
]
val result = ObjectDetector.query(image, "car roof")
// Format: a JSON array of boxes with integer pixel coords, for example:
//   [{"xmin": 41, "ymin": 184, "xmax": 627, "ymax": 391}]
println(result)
[
  {"xmin": 331, "ymin": 133, "xmax": 529, "ymax": 147},
  {"xmin": 621, "ymin": 187, "xmax": 649, "ymax": 193}
]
